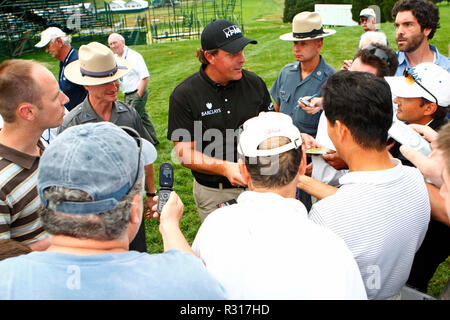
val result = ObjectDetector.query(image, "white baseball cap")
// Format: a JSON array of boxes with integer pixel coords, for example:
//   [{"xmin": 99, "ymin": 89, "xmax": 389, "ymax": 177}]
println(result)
[
  {"xmin": 238, "ymin": 112, "xmax": 302, "ymax": 157},
  {"xmin": 35, "ymin": 27, "xmax": 66, "ymax": 48},
  {"xmin": 360, "ymin": 8, "xmax": 376, "ymax": 18},
  {"xmin": 385, "ymin": 63, "xmax": 450, "ymax": 107}
]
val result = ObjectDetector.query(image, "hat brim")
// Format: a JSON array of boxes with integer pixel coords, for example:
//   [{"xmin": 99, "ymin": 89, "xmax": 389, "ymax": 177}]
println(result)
[
  {"xmin": 35, "ymin": 38, "xmax": 51, "ymax": 48},
  {"xmin": 220, "ymin": 36, "xmax": 257, "ymax": 54},
  {"xmin": 385, "ymin": 76, "xmax": 435, "ymax": 102},
  {"xmin": 64, "ymin": 57, "xmax": 131, "ymax": 86},
  {"xmin": 141, "ymin": 138, "xmax": 157, "ymax": 165},
  {"xmin": 280, "ymin": 29, "xmax": 336, "ymax": 41}
]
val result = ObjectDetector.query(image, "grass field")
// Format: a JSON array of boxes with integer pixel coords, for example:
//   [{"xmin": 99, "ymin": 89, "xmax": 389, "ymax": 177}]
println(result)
[{"xmin": 6, "ymin": 0, "xmax": 449, "ymax": 298}]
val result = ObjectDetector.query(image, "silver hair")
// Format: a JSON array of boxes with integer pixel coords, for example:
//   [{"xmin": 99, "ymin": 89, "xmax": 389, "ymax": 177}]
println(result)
[
  {"xmin": 108, "ymin": 33, "xmax": 125, "ymax": 43},
  {"xmin": 51, "ymin": 34, "xmax": 72, "ymax": 46},
  {"xmin": 359, "ymin": 31, "xmax": 387, "ymax": 49},
  {"xmin": 40, "ymin": 175, "xmax": 145, "ymax": 241}
]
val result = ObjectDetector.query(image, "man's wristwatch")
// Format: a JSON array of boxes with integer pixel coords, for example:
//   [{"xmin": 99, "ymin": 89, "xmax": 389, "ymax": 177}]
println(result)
[{"xmin": 146, "ymin": 192, "xmax": 157, "ymax": 197}]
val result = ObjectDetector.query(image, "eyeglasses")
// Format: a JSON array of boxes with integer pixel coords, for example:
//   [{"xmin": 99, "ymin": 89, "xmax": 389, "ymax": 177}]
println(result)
[
  {"xmin": 403, "ymin": 68, "xmax": 438, "ymax": 105},
  {"xmin": 119, "ymin": 126, "xmax": 142, "ymax": 188},
  {"xmin": 362, "ymin": 44, "xmax": 389, "ymax": 63}
]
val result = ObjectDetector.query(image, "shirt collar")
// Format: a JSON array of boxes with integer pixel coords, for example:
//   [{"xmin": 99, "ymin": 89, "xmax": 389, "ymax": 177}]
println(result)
[
  {"xmin": 288, "ymin": 55, "xmax": 328, "ymax": 80},
  {"xmin": 199, "ymin": 64, "xmax": 238, "ymax": 89},
  {"xmin": 237, "ymin": 190, "xmax": 308, "ymax": 219},
  {"xmin": 78, "ymin": 97, "xmax": 124, "ymax": 123},
  {"xmin": 397, "ymin": 44, "xmax": 439, "ymax": 66},
  {"xmin": 0, "ymin": 140, "xmax": 45, "ymax": 169},
  {"xmin": 339, "ymin": 158, "xmax": 404, "ymax": 185}
]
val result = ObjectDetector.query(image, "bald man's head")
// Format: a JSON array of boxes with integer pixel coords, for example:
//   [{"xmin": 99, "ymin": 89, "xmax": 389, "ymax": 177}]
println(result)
[{"xmin": 108, "ymin": 33, "xmax": 125, "ymax": 56}]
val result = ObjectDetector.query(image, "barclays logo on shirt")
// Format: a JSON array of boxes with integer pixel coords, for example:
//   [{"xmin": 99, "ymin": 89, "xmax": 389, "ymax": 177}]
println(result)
[{"xmin": 201, "ymin": 102, "xmax": 222, "ymax": 117}]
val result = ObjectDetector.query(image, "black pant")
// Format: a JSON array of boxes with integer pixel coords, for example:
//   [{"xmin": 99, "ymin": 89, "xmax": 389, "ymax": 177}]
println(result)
[{"xmin": 407, "ymin": 219, "xmax": 450, "ymax": 292}]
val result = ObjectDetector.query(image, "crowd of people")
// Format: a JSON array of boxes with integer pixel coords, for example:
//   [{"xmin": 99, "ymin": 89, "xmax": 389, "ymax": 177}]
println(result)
[{"xmin": 0, "ymin": 0, "xmax": 449, "ymax": 300}]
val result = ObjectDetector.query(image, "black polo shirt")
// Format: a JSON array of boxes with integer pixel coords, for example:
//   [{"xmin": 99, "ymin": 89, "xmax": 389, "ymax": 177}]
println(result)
[{"xmin": 168, "ymin": 65, "xmax": 273, "ymax": 187}]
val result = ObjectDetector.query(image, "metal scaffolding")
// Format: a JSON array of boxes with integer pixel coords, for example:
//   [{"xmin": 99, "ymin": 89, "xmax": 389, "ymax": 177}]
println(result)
[{"xmin": 148, "ymin": 0, "xmax": 243, "ymax": 43}]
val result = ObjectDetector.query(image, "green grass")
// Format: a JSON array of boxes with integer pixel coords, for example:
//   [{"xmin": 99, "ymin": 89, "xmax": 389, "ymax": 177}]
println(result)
[{"xmin": 6, "ymin": 0, "xmax": 449, "ymax": 298}]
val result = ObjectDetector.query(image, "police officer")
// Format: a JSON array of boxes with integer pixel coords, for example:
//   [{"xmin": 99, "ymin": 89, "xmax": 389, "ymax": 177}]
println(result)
[{"xmin": 60, "ymin": 42, "xmax": 157, "ymax": 253}]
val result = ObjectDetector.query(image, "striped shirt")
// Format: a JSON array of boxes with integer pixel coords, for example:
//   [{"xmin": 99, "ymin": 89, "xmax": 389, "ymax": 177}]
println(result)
[
  {"xmin": 309, "ymin": 159, "xmax": 430, "ymax": 300},
  {"xmin": 0, "ymin": 141, "xmax": 48, "ymax": 245}
]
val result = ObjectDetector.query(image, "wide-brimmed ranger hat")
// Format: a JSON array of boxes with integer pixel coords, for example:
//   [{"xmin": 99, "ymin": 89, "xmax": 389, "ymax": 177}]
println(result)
[
  {"xmin": 201, "ymin": 19, "xmax": 257, "ymax": 54},
  {"xmin": 280, "ymin": 11, "xmax": 336, "ymax": 42},
  {"xmin": 64, "ymin": 42, "xmax": 131, "ymax": 86},
  {"xmin": 385, "ymin": 63, "xmax": 450, "ymax": 108},
  {"xmin": 238, "ymin": 112, "xmax": 302, "ymax": 158}
]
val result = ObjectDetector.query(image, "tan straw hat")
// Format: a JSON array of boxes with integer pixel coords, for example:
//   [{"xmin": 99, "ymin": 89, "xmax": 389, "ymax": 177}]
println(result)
[
  {"xmin": 280, "ymin": 11, "xmax": 336, "ymax": 41},
  {"xmin": 64, "ymin": 42, "xmax": 131, "ymax": 86}
]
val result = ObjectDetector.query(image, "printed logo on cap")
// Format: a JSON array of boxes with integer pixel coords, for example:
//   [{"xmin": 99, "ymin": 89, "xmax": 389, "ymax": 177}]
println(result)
[{"xmin": 223, "ymin": 25, "xmax": 242, "ymax": 39}]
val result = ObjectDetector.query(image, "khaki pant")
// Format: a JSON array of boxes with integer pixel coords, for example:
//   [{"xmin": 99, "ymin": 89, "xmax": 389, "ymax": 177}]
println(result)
[{"xmin": 193, "ymin": 179, "xmax": 246, "ymax": 222}]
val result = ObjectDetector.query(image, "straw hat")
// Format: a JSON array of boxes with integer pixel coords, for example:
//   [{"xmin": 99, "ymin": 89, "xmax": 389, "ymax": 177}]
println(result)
[
  {"xmin": 64, "ymin": 42, "xmax": 131, "ymax": 86},
  {"xmin": 280, "ymin": 12, "xmax": 336, "ymax": 41}
]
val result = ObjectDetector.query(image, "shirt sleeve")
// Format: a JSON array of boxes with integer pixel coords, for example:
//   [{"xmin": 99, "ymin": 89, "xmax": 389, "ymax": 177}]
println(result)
[
  {"xmin": 167, "ymin": 86, "xmax": 196, "ymax": 142},
  {"xmin": 259, "ymin": 77, "xmax": 274, "ymax": 112},
  {"xmin": 134, "ymin": 52, "xmax": 150, "ymax": 79},
  {"xmin": 269, "ymin": 72, "xmax": 282, "ymax": 106}
]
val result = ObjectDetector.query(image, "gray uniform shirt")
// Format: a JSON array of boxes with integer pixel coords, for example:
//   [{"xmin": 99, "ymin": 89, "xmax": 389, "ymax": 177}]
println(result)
[
  {"xmin": 58, "ymin": 96, "xmax": 152, "ymax": 142},
  {"xmin": 270, "ymin": 56, "xmax": 335, "ymax": 136}
]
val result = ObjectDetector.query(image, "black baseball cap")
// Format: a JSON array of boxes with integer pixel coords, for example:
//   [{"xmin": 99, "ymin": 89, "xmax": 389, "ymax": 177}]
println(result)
[{"xmin": 201, "ymin": 19, "xmax": 257, "ymax": 54}]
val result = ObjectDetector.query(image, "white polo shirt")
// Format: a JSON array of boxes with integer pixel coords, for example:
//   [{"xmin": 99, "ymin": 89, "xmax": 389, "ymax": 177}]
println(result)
[
  {"xmin": 119, "ymin": 46, "xmax": 150, "ymax": 94},
  {"xmin": 309, "ymin": 159, "xmax": 430, "ymax": 299},
  {"xmin": 193, "ymin": 191, "xmax": 367, "ymax": 300}
]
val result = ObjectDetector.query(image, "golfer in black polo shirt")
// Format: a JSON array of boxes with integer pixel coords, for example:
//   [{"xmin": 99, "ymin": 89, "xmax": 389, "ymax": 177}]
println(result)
[{"xmin": 168, "ymin": 19, "xmax": 274, "ymax": 222}]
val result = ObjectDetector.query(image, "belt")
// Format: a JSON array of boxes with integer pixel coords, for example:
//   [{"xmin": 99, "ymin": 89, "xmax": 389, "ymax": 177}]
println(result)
[
  {"xmin": 124, "ymin": 89, "xmax": 138, "ymax": 95},
  {"xmin": 196, "ymin": 178, "xmax": 243, "ymax": 189}
]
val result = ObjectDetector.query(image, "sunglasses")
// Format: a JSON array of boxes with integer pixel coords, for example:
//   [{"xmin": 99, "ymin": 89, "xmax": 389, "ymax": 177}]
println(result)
[
  {"xmin": 362, "ymin": 44, "xmax": 389, "ymax": 63},
  {"xmin": 403, "ymin": 68, "xmax": 438, "ymax": 105},
  {"xmin": 119, "ymin": 126, "xmax": 142, "ymax": 189}
]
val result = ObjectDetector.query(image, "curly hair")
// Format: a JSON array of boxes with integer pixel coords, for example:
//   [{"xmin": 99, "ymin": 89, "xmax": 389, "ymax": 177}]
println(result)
[
  {"xmin": 392, "ymin": 0, "xmax": 440, "ymax": 40},
  {"xmin": 354, "ymin": 43, "xmax": 399, "ymax": 77}
]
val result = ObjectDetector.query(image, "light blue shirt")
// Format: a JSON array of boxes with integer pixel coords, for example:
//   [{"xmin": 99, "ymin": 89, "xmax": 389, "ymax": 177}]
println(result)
[
  {"xmin": 0, "ymin": 249, "xmax": 226, "ymax": 300},
  {"xmin": 395, "ymin": 44, "xmax": 450, "ymax": 76},
  {"xmin": 270, "ymin": 56, "xmax": 335, "ymax": 136}
]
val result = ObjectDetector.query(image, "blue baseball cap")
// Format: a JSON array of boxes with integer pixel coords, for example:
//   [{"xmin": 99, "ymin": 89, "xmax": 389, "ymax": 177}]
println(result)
[{"xmin": 37, "ymin": 122, "xmax": 157, "ymax": 215}]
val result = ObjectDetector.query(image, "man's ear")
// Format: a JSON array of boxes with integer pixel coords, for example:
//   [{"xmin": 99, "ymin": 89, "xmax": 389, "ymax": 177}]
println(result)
[
  {"xmin": 423, "ymin": 27, "xmax": 432, "ymax": 39},
  {"xmin": 130, "ymin": 193, "xmax": 142, "ymax": 224},
  {"xmin": 299, "ymin": 146, "xmax": 307, "ymax": 175},
  {"xmin": 16, "ymin": 103, "xmax": 36, "ymax": 121},
  {"xmin": 423, "ymin": 102, "xmax": 438, "ymax": 117},
  {"xmin": 335, "ymin": 120, "xmax": 350, "ymax": 143},
  {"xmin": 238, "ymin": 158, "xmax": 250, "ymax": 185},
  {"xmin": 204, "ymin": 50, "xmax": 215, "ymax": 65}
]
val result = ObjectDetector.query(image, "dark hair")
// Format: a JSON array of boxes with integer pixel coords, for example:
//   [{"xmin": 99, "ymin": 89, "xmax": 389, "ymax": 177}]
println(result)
[
  {"xmin": 420, "ymin": 98, "xmax": 448, "ymax": 121},
  {"xmin": 322, "ymin": 71, "xmax": 393, "ymax": 151},
  {"xmin": 392, "ymin": 0, "xmax": 440, "ymax": 40},
  {"xmin": 244, "ymin": 136, "xmax": 303, "ymax": 189},
  {"xmin": 354, "ymin": 43, "xmax": 399, "ymax": 77}
]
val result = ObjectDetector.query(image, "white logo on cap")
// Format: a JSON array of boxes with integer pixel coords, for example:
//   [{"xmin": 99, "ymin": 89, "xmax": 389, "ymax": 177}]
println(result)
[
  {"xmin": 206, "ymin": 102, "xmax": 213, "ymax": 110},
  {"xmin": 223, "ymin": 25, "xmax": 242, "ymax": 38}
]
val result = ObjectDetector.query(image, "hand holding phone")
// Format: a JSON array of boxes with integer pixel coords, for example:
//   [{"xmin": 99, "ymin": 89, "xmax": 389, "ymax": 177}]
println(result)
[
  {"xmin": 388, "ymin": 121, "xmax": 432, "ymax": 157},
  {"xmin": 157, "ymin": 162, "xmax": 174, "ymax": 214}
]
